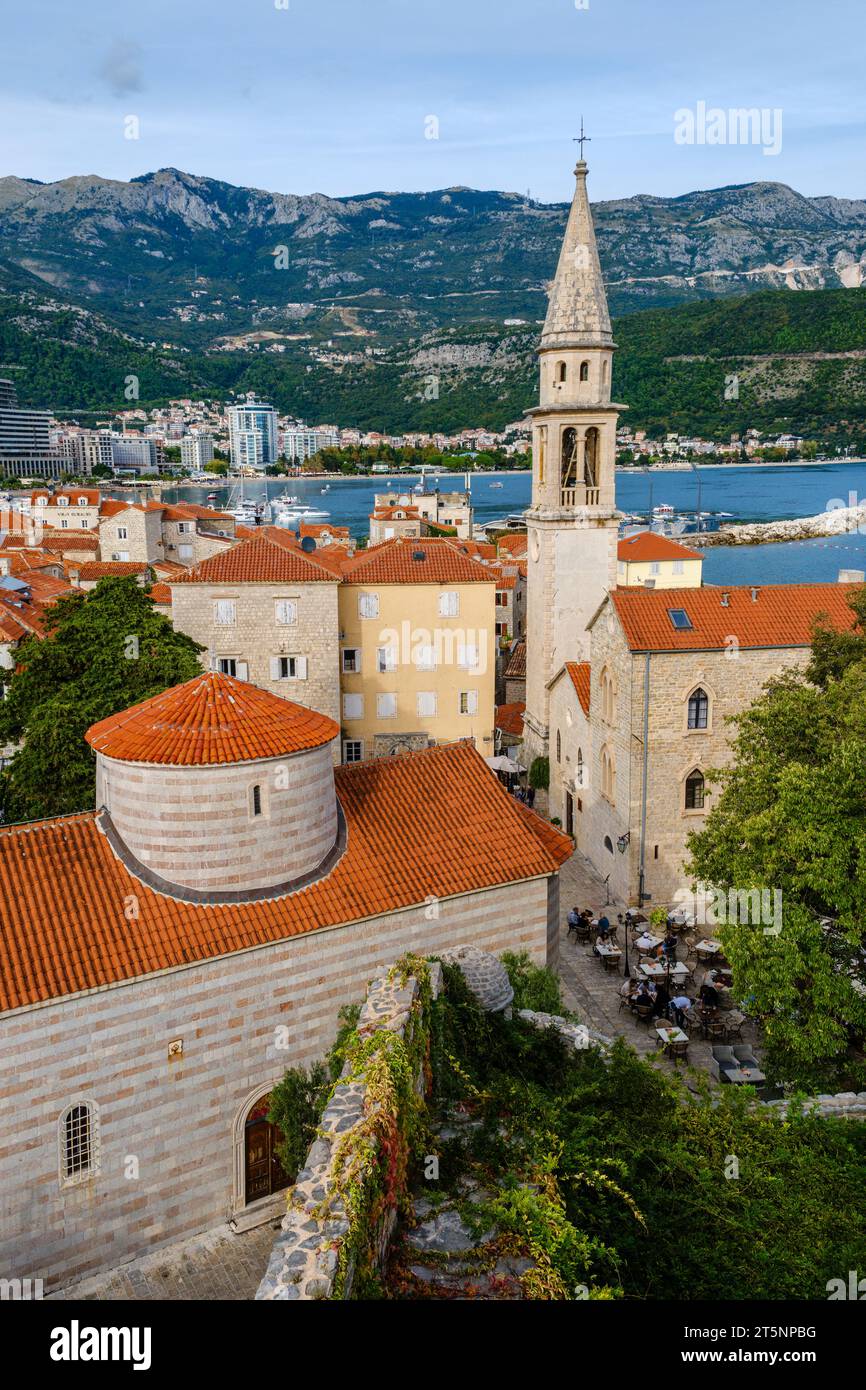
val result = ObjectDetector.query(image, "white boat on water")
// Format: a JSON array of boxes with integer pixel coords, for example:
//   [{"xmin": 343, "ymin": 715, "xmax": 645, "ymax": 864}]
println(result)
[
  {"xmin": 653, "ymin": 503, "xmax": 675, "ymax": 517},
  {"xmin": 275, "ymin": 503, "xmax": 331, "ymax": 524},
  {"xmin": 489, "ymin": 481, "xmax": 503, "ymax": 489}
]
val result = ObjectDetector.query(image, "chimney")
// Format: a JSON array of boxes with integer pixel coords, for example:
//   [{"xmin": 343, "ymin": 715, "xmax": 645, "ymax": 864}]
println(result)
[
  {"xmin": 720, "ymin": 591, "xmax": 729, "ymax": 607},
  {"xmin": 750, "ymin": 586, "xmax": 760, "ymax": 602}
]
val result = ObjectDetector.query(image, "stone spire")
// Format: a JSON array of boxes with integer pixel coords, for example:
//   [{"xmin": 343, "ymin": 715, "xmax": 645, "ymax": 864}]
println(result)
[{"xmin": 540, "ymin": 161, "xmax": 612, "ymax": 351}]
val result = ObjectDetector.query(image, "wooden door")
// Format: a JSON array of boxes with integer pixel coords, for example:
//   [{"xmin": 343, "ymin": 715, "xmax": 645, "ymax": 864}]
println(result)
[
  {"xmin": 244, "ymin": 1100, "xmax": 289, "ymax": 1204},
  {"xmin": 565, "ymin": 792, "xmax": 574, "ymax": 838}
]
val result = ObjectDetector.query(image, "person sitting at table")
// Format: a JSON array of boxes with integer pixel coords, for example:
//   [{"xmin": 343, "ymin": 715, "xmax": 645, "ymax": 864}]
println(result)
[
  {"xmin": 597, "ymin": 914, "xmax": 610, "ymax": 934},
  {"xmin": 567, "ymin": 906, "xmax": 580, "ymax": 935},
  {"xmin": 662, "ymin": 930, "xmax": 678, "ymax": 960},
  {"xmin": 669, "ymin": 993, "xmax": 692, "ymax": 1029},
  {"xmin": 632, "ymin": 983, "xmax": 654, "ymax": 1012},
  {"xmin": 635, "ymin": 930, "xmax": 656, "ymax": 952},
  {"xmin": 619, "ymin": 977, "xmax": 638, "ymax": 1001}
]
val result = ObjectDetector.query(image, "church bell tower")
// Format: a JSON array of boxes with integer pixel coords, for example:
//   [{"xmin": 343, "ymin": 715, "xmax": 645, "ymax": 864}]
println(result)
[{"xmin": 522, "ymin": 151, "xmax": 623, "ymax": 766}]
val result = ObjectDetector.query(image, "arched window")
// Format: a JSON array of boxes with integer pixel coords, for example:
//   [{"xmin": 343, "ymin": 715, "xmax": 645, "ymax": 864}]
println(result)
[
  {"xmin": 687, "ymin": 687, "xmax": 709, "ymax": 730},
  {"xmin": 604, "ymin": 835, "xmax": 614, "ymax": 854},
  {"xmin": 685, "ymin": 769, "xmax": 705, "ymax": 810},
  {"xmin": 579, "ymin": 361, "xmax": 590, "ymax": 382},
  {"xmin": 584, "ymin": 427, "xmax": 599, "ymax": 489},
  {"xmin": 600, "ymin": 667, "xmax": 616, "ymax": 724},
  {"xmin": 561, "ymin": 427, "xmax": 578, "ymax": 488},
  {"xmin": 556, "ymin": 729, "xmax": 561, "ymax": 763},
  {"xmin": 601, "ymin": 746, "xmax": 615, "ymax": 803},
  {"xmin": 601, "ymin": 359, "xmax": 608, "ymax": 383},
  {"xmin": 60, "ymin": 1102, "xmax": 99, "ymax": 1184},
  {"xmin": 576, "ymin": 748, "xmax": 584, "ymax": 787},
  {"xmin": 556, "ymin": 361, "xmax": 567, "ymax": 383},
  {"xmin": 252, "ymin": 784, "xmax": 262, "ymax": 816}
]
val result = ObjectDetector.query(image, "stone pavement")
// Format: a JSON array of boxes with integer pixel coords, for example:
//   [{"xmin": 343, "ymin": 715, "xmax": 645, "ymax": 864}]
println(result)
[
  {"xmin": 47, "ymin": 1219, "xmax": 282, "ymax": 1301},
  {"xmin": 554, "ymin": 845, "xmax": 759, "ymax": 1080}
]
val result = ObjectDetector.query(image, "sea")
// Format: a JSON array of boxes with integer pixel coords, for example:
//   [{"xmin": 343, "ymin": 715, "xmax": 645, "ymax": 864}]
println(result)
[{"xmin": 153, "ymin": 461, "xmax": 866, "ymax": 587}]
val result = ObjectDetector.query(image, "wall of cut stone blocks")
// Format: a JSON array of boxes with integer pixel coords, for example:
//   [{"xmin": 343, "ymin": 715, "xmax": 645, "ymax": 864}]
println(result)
[{"xmin": 0, "ymin": 873, "xmax": 551, "ymax": 1291}]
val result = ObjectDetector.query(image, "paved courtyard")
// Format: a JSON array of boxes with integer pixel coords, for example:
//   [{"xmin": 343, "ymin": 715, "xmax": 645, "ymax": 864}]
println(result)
[
  {"xmin": 48, "ymin": 1219, "xmax": 281, "ymax": 1301},
  {"xmin": 554, "ymin": 845, "xmax": 760, "ymax": 1081}
]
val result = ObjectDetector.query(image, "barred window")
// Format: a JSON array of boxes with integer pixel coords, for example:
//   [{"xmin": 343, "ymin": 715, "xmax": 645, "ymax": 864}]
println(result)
[{"xmin": 60, "ymin": 1102, "xmax": 98, "ymax": 1184}]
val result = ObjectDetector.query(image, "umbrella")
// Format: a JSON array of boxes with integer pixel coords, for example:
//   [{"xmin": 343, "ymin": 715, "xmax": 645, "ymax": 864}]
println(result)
[{"xmin": 485, "ymin": 755, "xmax": 522, "ymax": 773}]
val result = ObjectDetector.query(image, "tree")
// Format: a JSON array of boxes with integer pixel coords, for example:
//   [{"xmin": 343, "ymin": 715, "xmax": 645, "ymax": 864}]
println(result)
[
  {"xmin": 0, "ymin": 578, "xmax": 204, "ymax": 822},
  {"xmin": 687, "ymin": 636, "xmax": 866, "ymax": 1088}
]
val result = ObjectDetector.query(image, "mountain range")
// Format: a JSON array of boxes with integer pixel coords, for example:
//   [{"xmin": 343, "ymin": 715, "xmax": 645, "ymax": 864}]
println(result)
[{"xmin": 1, "ymin": 168, "xmax": 866, "ymax": 437}]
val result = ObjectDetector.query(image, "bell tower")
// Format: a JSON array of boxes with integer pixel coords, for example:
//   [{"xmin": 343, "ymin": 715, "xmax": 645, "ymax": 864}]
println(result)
[{"xmin": 522, "ymin": 152, "xmax": 623, "ymax": 766}]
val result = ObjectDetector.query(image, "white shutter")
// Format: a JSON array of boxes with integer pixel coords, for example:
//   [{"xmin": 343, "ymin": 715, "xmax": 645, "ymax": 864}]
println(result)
[
  {"xmin": 438, "ymin": 591, "xmax": 458, "ymax": 617},
  {"xmin": 270, "ymin": 657, "xmax": 282, "ymax": 680},
  {"xmin": 296, "ymin": 657, "xmax": 308, "ymax": 679},
  {"xmin": 343, "ymin": 693, "xmax": 364, "ymax": 719},
  {"xmin": 466, "ymin": 690, "xmax": 479, "ymax": 715},
  {"xmin": 417, "ymin": 691, "xmax": 437, "ymax": 718},
  {"xmin": 236, "ymin": 661, "xmax": 249, "ymax": 681}
]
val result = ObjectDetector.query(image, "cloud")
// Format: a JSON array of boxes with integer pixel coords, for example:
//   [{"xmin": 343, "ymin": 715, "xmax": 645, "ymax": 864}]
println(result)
[{"xmin": 96, "ymin": 39, "xmax": 144, "ymax": 98}]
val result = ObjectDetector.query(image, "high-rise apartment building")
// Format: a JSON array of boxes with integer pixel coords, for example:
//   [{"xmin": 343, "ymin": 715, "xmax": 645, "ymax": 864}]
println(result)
[
  {"xmin": 227, "ymin": 396, "xmax": 278, "ymax": 471},
  {"xmin": 0, "ymin": 378, "xmax": 59, "ymax": 480}
]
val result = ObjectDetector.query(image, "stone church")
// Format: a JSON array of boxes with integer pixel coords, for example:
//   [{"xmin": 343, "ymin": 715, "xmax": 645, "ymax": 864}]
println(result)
[
  {"xmin": 522, "ymin": 155, "xmax": 859, "ymax": 908},
  {"xmin": 0, "ymin": 673, "xmax": 569, "ymax": 1289}
]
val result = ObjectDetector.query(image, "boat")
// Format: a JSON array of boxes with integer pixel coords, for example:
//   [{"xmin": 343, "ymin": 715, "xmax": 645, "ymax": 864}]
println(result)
[
  {"xmin": 273, "ymin": 491, "xmax": 301, "ymax": 506},
  {"xmin": 227, "ymin": 478, "xmax": 271, "ymax": 524},
  {"xmin": 206, "ymin": 492, "xmax": 218, "ymax": 501},
  {"xmin": 489, "ymin": 481, "xmax": 503, "ymax": 489},
  {"xmin": 274, "ymin": 503, "xmax": 331, "ymax": 524},
  {"xmin": 652, "ymin": 503, "xmax": 675, "ymax": 517}
]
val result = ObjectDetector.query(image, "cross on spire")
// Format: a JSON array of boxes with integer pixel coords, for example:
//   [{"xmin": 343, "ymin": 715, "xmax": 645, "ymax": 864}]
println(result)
[{"xmin": 573, "ymin": 117, "xmax": 591, "ymax": 160}]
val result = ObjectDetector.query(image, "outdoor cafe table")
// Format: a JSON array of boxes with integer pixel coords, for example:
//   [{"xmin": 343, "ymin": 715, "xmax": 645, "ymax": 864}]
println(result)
[
  {"xmin": 640, "ymin": 961, "xmax": 688, "ymax": 984},
  {"xmin": 655, "ymin": 1025, "xmax": 688, "ymax": 1048},
  {"xmin": 727, "ymin": 1066, "xmax": 766, "ymax": 1086},
  {"xmin": 635, "ymin": 933, "xmax": 662, "ymax": 952},
  {"xmin": 695, "ymin": 939, "xmax": 723, "ymax": 960},
  {"xmin": 596, "ymin": 943, "xmax": 622, "ymax": 971}
]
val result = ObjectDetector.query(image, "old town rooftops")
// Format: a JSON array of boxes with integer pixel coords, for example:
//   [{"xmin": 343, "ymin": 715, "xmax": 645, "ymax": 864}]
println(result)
[
  {"xmin": 607, "ymin": 582, "xmax": 862, "ymax": 652},
  {"xmin": 85, "ymin": 671, "xmax": 340, "ymax": 766},
  {"xmin": 0, "ymin": 741, "xmax": 572, "ymax": 1013}
]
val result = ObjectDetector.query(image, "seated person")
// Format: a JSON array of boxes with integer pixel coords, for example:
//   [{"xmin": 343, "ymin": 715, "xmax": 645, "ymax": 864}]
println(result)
[
  {"xmin": 619, "ymin": 977, "xmax": 638, "ymax": 1000},
  {"xmin": 662, "ymin": 931, "xmax": 678, "ymax": 959},
  {"xmin": 654, "ymin": 982, "xmax": 671, "ymax": 1017},
  {"xmin": 567, "ymin": 907, "xmax": 580, "ymax": 932},
  {"xmin": 635, "ymin": 931, "xmax": 656, "ymax": 951},
  {"xmin": 633, "ymin": 985, "xmax": 654, "ymax": 1011},
  {"xmin": 597, "ymin": 914, "xmax": 611, "ymax": 933}
]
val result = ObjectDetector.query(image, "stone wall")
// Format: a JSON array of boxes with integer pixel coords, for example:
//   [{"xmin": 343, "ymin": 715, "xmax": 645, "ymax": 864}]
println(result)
[
  {"xmin": 0, "ymin": 874, "xmax": 551, "ymax": 1290},
  {"xmin": 257, "ymin": 960, "xmax": 442, "ymax": 1300}
]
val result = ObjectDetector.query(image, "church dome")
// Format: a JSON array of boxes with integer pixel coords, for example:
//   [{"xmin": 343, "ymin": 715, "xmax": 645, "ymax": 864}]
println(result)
[
  {"xmin": 86, "ymin": 671, "xmax": 338, "ymax": 765},
  {"xmin": 87, "ymin": 673, "xmax": 341, "ymax": 900}
]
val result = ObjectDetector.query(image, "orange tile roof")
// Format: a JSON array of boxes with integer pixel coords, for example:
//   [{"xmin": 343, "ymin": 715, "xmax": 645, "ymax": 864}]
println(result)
[
  {"xmin": 371, "ymin": 505, "xmax": 422, "ymax": 520},
  {"xmin": 99, "ymin": 499, "xmax": 139, "ymax": 518},
  {"xmin": 40, "ymin": 529, "xmax": 100, "ymax": 552},
  {"xmin": 609, "ymin": 583, "xmax": 862, "ymax": 653},
  {"xmin": 76, "ymin": 561, "xmax": 150, "ymax": 580},
  {"xmin": 85, "ymin": 672, "xmax": 339, "ymax": 766},
  {"xmin": 30, "ymin": 488, "xmax": 101, "ymax": 506},
  {"xmin": 299, "ymin": 522, "xmax": 350, "ymax": 540},
  {"xmin": 617, "ymin": 531, "xmax": 703, "ymax": 563},
  {"xmin": 445, "ymin": 539, "xmax": 497, "ymax": 561},
  {"xmin": 565, "ymin": 661, "xmax": 591, "ymax": 715},
  {"xmin": 149, "ymin": 583, "xmax": 172, "ymax": 605},
  {"xmin": 504, "ymin": 638, "xmax": 526, "ymax": 679},
  {"xmin": 497, "ymin": 533, "xmax": 528, "ymax": 559},
  {"xmin": 172, "ymin": 528, "xmax": 339, "ymax": 585},
  {"xmin": 495, "ymin": 702, "xmax": 525, "ymax": 737},
  {"xmin": 0, "ymin": 742, "xmax": 572, "ymax": 1013},
  {"xmin": 341, "ymin": 537, "xmax": 495, "ymax": 585}
]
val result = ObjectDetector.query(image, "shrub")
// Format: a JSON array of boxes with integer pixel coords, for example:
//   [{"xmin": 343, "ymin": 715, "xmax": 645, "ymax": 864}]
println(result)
[
  {"xmin": 501, "ymin": 950, "xmax": 566, "ymax": 1014},
  {"xmin": 529, "ymin": 756, "xmax": 550, "ymax": 791}
]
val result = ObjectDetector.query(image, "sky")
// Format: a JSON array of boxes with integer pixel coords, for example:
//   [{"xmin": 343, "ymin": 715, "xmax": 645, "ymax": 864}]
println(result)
[{"xmin": 1, "ymin": 0, "xmax": 864, "ymax": 204}]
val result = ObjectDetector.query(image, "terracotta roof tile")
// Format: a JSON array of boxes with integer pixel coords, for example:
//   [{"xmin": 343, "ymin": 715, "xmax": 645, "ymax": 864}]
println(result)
[
  {"xmin": 497, "ymin": 534, "xmax": 528, "ymax": 559},
  {"xmin": 495, "ymin": 702, "xmax": 525, "ymax": 736},
  {"xmin": 40, "ymin": 530, "xmax": 99, "ymax": 552},
  {"xmin": 0, "ymin": 741, "xmax": 572, "ymax": 1013},
  {"xmin": 341, "ymin": 537, "xmax": 495, "ymax": 585},
  {"xmin": 617, "ymin": 531, "xmax": 703, "ymax": 563},
  {"xmin": 77, "ymin": 561, "xmax": 150, "ymax": 580},
  {"xmin": 504, "ymin": 638, "xmax": 526, "ymax": 678},
  {"xmin": 172, "ymin": 529, "xmax": 339, "ymax": 585},
  {"xmin": 85, "ymin": 672, "xmax": 339, "ymax": 765},
  {"xmin": 609, "ymin": 583, "xmax": 862, "ymax": 652},
  {"xmin": 149, "ymin": 583, "xmax": 172, "ymax": 605},
  {"xmin": 565, "ymin": 661, "xmax": 591, "ymax": 714}
]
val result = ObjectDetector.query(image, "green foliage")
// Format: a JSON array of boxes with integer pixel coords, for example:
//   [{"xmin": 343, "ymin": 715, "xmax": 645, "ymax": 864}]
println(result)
[
  {"xmin": 687, "ymin": 600, "xmax": 866, "ymax": 1087},
  {"xmin": 0, "ymin": 577, "xmax": 204, "ymax": 822},
  {"xmin": 434, "ymin": 983, "xmax": 866, "ymax": 1300},
  {"xmin": 267, "ymin": 1063, "xmax": 330, "ymax": 1182},
  {"xmin": 528, "ymin": 756, "xmax": 549, "ymax": 791},
  {"xmin": 501, "ymin": 950, "xmax": 566, "ymax": 1014},
  {"xmin": 326, "ymin": 1003, "xmax": 362, "ymax": 1081}
]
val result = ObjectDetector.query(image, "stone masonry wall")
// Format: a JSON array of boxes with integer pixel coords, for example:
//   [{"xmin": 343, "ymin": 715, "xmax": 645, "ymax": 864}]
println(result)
[
  {"xmin": 0, "ymin": 874, "xmax": 551, "ymax": 1290},
  {"xmin": 256, "ymin": 962, "xmax": 442, "ymax": 1300}
]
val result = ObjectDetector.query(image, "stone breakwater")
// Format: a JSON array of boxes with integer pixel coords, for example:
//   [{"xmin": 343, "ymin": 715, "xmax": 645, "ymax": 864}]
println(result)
[
  {"xmin": 691, "ymin": 502, "xmax": 866, "ymax": 547},
  {"xmin": 256, "ymin": 962, "xmax": 441, "ymax": 1301}
]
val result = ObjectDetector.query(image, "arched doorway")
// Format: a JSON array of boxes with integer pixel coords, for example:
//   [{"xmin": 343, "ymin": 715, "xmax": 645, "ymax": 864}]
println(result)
[{"xmin": 236, "ymin": 1090, "xmax": 290, "ymax": 1208}]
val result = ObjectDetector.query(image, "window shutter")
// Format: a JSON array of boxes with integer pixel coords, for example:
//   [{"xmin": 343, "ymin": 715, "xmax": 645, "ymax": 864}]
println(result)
[
  {"xmin": 270, "ymin": 657, "xmax": 281, "ymax": 680},
  {"xmin": 236, "ymin": 661, "xmax": 249, "ymax": 681},
  {"xmin": 297, "ymin": 657, "xmax": 308, "ymax": 679}
]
